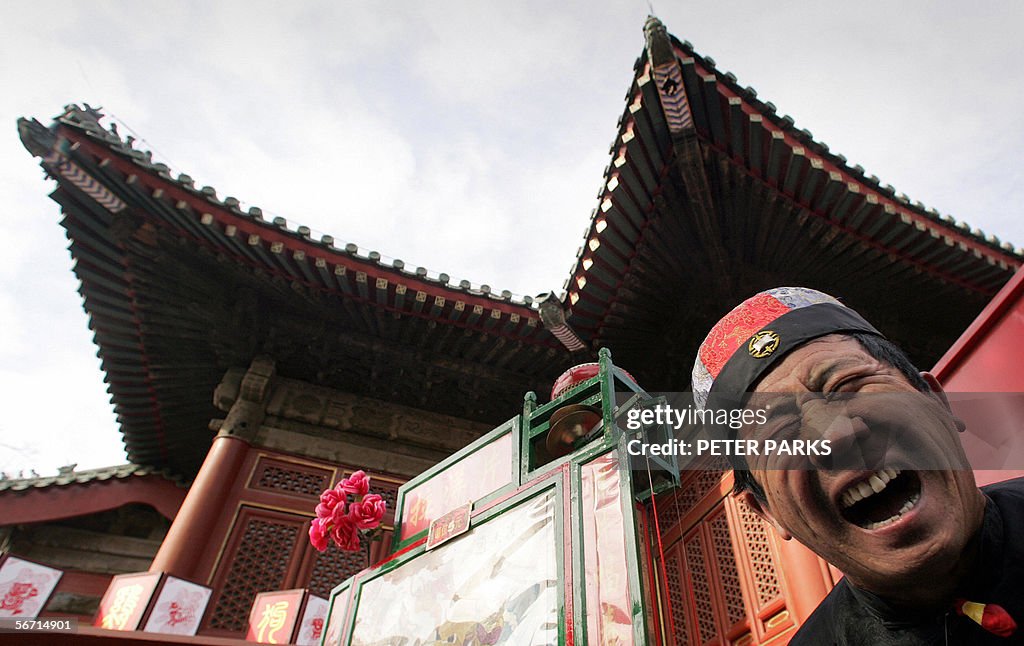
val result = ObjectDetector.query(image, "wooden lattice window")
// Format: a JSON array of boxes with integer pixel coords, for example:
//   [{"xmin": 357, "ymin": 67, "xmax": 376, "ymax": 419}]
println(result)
[
  {"xmin": 374, "ymin": 482, "xmax": 399, "ymax": 522},
  {"xmin": 655, "ymin": 458, "xmax": 728, "ymax": 532},
  {"xmin": 684, "ymin": 528, "xmax": 720, "ymax": 643},
  {"xmin": 307, "ymin": 545, "xmax": 367, "ymax": 600},
  {"xmin": 662, "ymin": 549, "xmax": 691, "ymax": 645},
  {"xmin": 658, "ymin": 492, "xmax": 791, "ymax": 644},
  {"xmin": 208, "ymin": 514, "xmax": 303, "ymax": 631},
  {"xmin": 249, "ymin": 458, "xmax": 332, "ymax": 497},
  {"xmin": 709, "ymin": 510, "xmax": 747, "ymax": 626}
]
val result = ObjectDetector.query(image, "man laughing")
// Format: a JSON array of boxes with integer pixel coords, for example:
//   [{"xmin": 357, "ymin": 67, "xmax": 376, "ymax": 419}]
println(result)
[{"xmin": 692, "ymin": 287, "xmax": 1024, "ymax": 644}]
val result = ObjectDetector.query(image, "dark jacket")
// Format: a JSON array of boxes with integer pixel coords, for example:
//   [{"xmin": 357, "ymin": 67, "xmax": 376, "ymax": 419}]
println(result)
[{"xmin": 791, "ymin": 477, "xmax": 1024, "ymax": 645}]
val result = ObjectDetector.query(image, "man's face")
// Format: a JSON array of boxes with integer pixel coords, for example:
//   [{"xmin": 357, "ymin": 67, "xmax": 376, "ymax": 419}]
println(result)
[{"xmin": 742, "ymin": 335, "xmax": 984, "ymax": 599}]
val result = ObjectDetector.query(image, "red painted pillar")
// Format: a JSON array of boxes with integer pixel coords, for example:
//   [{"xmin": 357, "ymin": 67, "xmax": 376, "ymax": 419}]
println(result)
[
  {"xmin": 149, "ymin": 356, "xmax": 275, "ymax": 580},
  {"xmin": 149, "ymin": 435, "xmax": 249, "ymax": 580},
  {"xmin": 775, "ymin": 537, "xmax": 835, "ymax": 624}
]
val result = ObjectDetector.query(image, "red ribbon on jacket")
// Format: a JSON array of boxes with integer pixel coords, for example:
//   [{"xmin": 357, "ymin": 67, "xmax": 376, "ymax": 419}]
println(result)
[{"xmin": 953, "ymin": 598, "xmax": 1017, "ymax": 638}]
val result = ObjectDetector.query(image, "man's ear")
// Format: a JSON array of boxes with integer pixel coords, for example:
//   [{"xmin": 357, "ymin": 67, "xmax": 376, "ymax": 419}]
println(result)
[
  {"xmin": 921, "ymin": 371, "xmax": 967, "ymax": 432},
  {"xmin": 736, "ymin": 490, "xmax": 792, "ymax": 540}
]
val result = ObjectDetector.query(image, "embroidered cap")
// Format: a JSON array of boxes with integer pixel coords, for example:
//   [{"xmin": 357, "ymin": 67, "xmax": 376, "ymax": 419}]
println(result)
[{"xmin": 692, "ymin": 287, "xmax": 883, "ymax": 409}]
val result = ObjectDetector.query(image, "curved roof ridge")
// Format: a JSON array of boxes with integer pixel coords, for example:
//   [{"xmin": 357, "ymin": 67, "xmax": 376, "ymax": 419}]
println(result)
[
  {"xmin": 37, "ymin": 104, "xmax": 539, "ymax": 310},
  {"xmin": 557, "ymin": 18, "xmax": 1020, "ymax": 379},
  {"xmin": 666, "ymin": 35, "xmax": 1020, "ymax": 257},
  {"xmin": 0, "ymin": 463, "xmax": 187, "ymax": 491}
]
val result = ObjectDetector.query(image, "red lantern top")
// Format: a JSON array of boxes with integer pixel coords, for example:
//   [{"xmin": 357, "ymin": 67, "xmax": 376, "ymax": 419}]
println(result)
[{"xmin": 550, "ymin": 363, "xmax": 636, "ymax": 400}]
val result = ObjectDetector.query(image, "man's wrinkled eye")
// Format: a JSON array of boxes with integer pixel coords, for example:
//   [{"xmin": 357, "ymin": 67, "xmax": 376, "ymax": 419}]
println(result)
[{"xmin": 824, "ymin": 377, "xmax": 860, "ymax": 400}]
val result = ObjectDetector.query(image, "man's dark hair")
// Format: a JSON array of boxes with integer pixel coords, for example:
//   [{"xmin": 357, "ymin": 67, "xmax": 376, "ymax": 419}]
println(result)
[{"xmin": 733, "ymin": 332, "xmax": 928, "ymax": 504}]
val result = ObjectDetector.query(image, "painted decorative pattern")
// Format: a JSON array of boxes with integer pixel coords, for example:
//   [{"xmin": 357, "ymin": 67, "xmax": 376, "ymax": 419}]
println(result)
[
  {"xmin": 54, "ymin": 159, "xmax": 126, "ymax": 213},
  {"xmin": 652, "ymin": 62, "xmax": 693, "ymax": 132}
]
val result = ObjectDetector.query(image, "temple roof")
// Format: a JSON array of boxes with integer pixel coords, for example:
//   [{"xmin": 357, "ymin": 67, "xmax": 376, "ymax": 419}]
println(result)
[
  {"xmin": 18, "ymin": 18, "xmax": 1021, "ymax": 478},
  {"xmin": 0, "ymin": 463, "xmax": 185, "ymax": 492},
  {"xmin": 559, "ymin": 17, "xmax": 1021, "ymax": 390},
  {"xmin": 18, "ymin": 106, "xmax": 578, "ymax": 477},
  {"xmin": 0, "ymin": 463, "xmax": 187, "ymax": 528}
]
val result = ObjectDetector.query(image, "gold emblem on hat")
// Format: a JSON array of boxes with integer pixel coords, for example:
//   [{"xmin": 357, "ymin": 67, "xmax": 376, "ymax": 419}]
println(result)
[{"xmin": 748, "ymin": 330, "xmax": 780, "ymax": 358}]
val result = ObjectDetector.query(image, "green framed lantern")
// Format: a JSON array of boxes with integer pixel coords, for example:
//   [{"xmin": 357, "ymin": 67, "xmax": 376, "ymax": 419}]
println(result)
[{"xmin": 321, "ymin": 348, "xmax": 678, "ymax": 645}]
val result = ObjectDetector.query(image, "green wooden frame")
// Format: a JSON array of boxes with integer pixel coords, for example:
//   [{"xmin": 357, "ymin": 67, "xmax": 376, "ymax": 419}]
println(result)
[
  {"xmin": 330, "ymin": 475, "xmax": 567, "ymax": 645},
  {"xmin": 322, "ymin": 578, "xmax": 354, "ymax": 646},
  {"xmin": 391, "ymin": 415, "xmax": 521, "ymax": 550},
  {"xmin": 326, "ymin": 348, "xmax": 674, "ymax": 645}
]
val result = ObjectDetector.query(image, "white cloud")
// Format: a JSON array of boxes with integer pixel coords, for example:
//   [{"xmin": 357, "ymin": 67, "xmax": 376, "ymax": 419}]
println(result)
[
  {"xmin": 0, "ymin": 339, "xmax": 125, "ymax": 475},
  {"xmin": 1, "ymin": 1, "xmax": 1022, "ymax": 478}
]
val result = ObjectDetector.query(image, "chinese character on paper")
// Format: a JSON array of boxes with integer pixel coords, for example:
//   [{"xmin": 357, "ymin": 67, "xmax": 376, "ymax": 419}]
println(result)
[
  {"xmin": 101, "ymin": 584, "xmax": 144, "ymax": 630},
  {"xmin": 256, "ymin": 600, "xmax": 290, "ymax": 643}
]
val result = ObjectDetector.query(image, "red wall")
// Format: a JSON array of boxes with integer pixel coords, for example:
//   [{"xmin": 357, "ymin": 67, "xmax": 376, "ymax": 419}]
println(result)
[{"xmin": 933, "ymin": 268, "xmax": 1024, "ymax": 486}]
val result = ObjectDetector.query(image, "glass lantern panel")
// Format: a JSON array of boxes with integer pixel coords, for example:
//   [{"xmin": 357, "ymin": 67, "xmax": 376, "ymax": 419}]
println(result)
[
  {"xmin": 400, "ymin": 432, "xmax": 514, "ymax": 541},
  {"xmin": 581, "ymin": 452, "xmax": 635, "ymax": 644},
  {"xmin": 350, "ymin": 489, "xmax": 558, "ymax": 644}
]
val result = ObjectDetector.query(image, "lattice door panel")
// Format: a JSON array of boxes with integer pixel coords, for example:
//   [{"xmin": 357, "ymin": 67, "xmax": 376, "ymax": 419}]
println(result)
[
  {"xmin": 730, "ymin": 496, "xmax": 793, "ymax": 640},
  {"xmin": 206, "ymin": 508, "xmax": 308, "ymax": 632},
  {"xmin": 655, "ymin": 468, "xmax": 801, "ymax": 645},
  {"xmin": 663, "ymin": 545, "xmax": 693, "ymax": 645},
  {"xmin": 655, "ymin": 459, "xmax": 729, "ymax": 534},
  {"xmin": 707, "ymin": 506, "xmax": 749, "ymax": 631},
  {"xmin": 660, "ymin": 496, "xmax": 790, "ymax": 645},
  {"xmin": 682, "ymin": 524, "xmax": 723, "ymax": 644},
  {"xmin": 307, "ymin": 543, "xmax": 368, "ymax": 600}
]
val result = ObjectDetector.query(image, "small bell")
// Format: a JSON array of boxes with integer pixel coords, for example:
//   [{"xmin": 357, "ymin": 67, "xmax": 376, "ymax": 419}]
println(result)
[{"xmin": 545, "ymin": 404, "xmax": 603, "ymax": 458}]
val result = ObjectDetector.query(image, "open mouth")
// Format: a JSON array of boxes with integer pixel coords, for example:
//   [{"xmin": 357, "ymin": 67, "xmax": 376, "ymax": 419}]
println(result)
[{"xmin": 839, "ymin": 469, "xmax": 922, "ymax": 530}]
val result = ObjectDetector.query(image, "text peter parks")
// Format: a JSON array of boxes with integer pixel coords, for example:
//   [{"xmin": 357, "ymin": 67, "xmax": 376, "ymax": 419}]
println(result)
[{"xmin": 623, "ymin": 402, "xmax": 832, "ymax": 458}]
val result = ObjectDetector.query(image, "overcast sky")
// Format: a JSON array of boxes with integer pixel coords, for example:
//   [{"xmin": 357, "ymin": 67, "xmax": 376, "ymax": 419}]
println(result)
[{"xmin": 2, "ymin": 1, "xmax": 1022, "ymax": 477}]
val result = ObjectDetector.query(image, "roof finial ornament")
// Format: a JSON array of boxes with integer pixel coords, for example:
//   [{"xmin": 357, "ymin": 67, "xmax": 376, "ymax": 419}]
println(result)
[
  {"xmin": 58, "ymin": 103, "xmax": 105, "ymax": 129},
  {"xmin": 537, "ymin": 292, "xmax": 587, "ymax": 352},
  {"xmin": 643, "ymin": 15, "xmax": 674, "ymax": 66},
  {"xmin": 17, "ymin": 117, "xmax": 56, "ymax": 158},
  {"xmin": 81, "ymin": 103, "xmax": 102, "ymax": 119}
]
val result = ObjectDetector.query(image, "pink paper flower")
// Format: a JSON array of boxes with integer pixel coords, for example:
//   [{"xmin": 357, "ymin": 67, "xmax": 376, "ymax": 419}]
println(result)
[
  {"xmin": 348, "ymin": 494, "xmax": 387, "ymax": 530},
  {"xmin": 308, "ymin": 517, "xmax": 329, "ymax": 552},
  {"xmin": 328, "ymin": 501, "xmax": 350, "ymax": 528},
  {"xmin": 318, "ymin": 487, "xmax": 346, "ymax": 516},
  {"xmin": 339, "ymin": 471, "xmax": 370, "ymax": 497},
  {"xmin": 330, "ymin": 516, "xmax": 361, "ymax": 551},
  {"xmin": 309, "ymin": 469, "xmax": 385, "ymax": 554}
]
